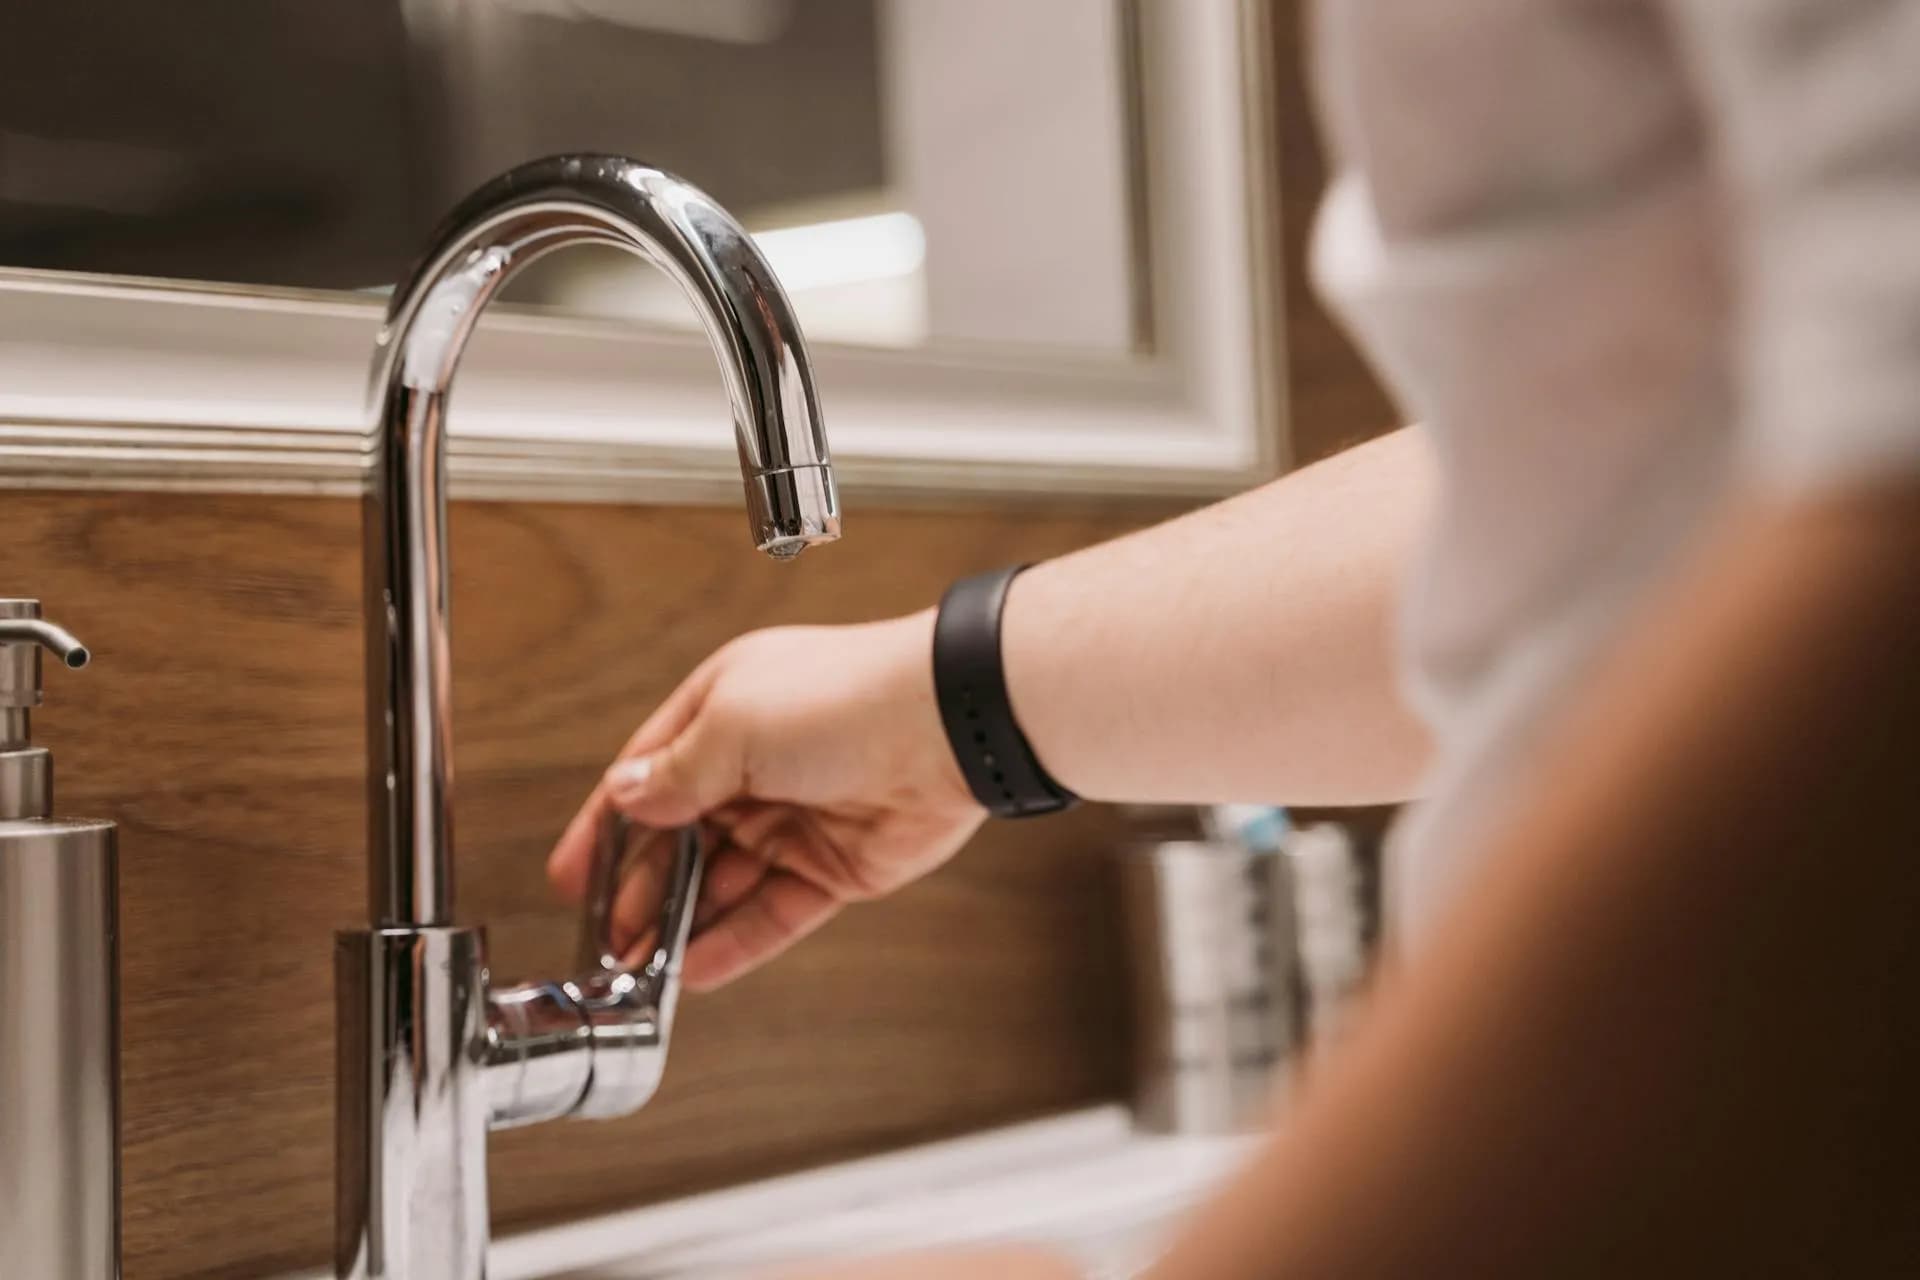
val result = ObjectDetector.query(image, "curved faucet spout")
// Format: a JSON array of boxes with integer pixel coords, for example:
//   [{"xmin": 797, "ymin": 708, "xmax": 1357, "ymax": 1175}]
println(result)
[{"xmin": 363, "ymin": 153, "xmax": 840, "ymax": 927}]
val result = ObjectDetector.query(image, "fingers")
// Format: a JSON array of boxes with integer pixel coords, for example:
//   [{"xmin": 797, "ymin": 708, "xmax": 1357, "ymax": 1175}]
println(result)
[
  {"xmin": 603, "ymin": 712, "xmax": 745, "ymax": 828},
  {"xmin": 619, "ymin": 648, "xmax": 728, "ymax": 763},
  {"xmin": 692, "ymin": 841, "xmax": 775, "ymax": 930},
  {"xmin": 693, "ymin": 804, "xmax": 813, "ymax": 928},
  {"xmin": 595, "ymin": 801, "xmax": 864, "ymax": 992},
  {"xmin": 612, "ymin": 815, "xmax": 782, "ymax": 967},
  {"xmin": 545, "ymin": 779, "xmax": 610, "ymax": 904},
  {"xmin": 606, "ymin": 824, "xmax": 680, "ymax": 956},
  {"xmin": 682, "ymin": 869, "xmax": 840, "ymax": 993},
  {"xmin": 545, "ymin": 656, "xmax": 724, "ymax": 901},
  {"xmin": 679, "ymin": 807, "xmax": 840, "ymax": 991},
  {"xmin": 610, "ymin": 801, "xmax": 796, "ymax": 953}
]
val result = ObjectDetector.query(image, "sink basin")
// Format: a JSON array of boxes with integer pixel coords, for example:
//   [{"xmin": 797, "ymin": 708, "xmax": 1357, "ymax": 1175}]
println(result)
[
  {"xmin": 506, "ymin": 1107, "xmax": 1248, "ymax": 1279},
  {"xmin": 281, "ymin": 1106, "xmax": 1249, "ymax": 1280}
]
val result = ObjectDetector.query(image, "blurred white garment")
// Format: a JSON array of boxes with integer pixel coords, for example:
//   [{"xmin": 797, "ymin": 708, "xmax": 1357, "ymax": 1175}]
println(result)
[{"xmin": 1309, "ymin": 0, "xmax": 1920, "ymax": 939}]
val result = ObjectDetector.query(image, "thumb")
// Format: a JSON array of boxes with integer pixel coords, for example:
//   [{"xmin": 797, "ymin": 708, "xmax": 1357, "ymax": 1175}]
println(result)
[{"xmin": 603, "ymin": 713, "xmax": 743, "ymax": 827}]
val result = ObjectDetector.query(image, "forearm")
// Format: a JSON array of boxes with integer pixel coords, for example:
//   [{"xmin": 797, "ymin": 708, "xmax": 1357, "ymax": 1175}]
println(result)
[
  {"xmin": 1002, "ymin": 426, "xmax": 1434, "ymax": 806},
  {"xmin": 1149, "ymin": 486, "xmax": 1920, "ymax": 1276}
]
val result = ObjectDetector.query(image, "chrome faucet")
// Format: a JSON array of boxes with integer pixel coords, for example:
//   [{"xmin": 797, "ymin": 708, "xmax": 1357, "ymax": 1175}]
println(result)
[{"xmin": 336, "ymin": 155, "xmax": 840, "ymax": 1280}]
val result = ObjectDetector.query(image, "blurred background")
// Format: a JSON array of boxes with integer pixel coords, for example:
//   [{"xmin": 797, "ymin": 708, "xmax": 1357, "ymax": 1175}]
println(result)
[{"xmin": 0, "ymin": 0, "xmax": 1144, "ymax": 352}]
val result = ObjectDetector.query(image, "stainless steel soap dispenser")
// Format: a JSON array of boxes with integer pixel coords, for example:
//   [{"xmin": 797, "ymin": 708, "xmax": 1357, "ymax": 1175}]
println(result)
[{"xmin": 0, "ymin": 599, "xmax": 118, "ymax": 1280}]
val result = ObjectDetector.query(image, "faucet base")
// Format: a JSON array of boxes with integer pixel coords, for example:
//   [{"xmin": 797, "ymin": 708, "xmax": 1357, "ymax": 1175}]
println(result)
[{"xmin": 336, "ymin": 926, "xmax": 490, "ymax": 1280}]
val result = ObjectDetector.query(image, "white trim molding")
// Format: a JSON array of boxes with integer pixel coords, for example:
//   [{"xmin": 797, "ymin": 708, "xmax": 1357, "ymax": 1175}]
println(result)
[{"xmin": 0, "ymin": 0, "xmax": 1286, "ymax": 506}]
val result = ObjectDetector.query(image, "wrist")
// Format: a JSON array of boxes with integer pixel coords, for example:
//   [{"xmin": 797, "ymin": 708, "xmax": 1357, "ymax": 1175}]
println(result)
[{"xmin": 883, "ymin": 608, "xmax": 981, "ymax": 816}]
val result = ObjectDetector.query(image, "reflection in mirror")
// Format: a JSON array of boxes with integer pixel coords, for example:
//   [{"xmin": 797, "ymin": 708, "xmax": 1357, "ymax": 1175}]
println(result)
[{"xmin": 0, "ymin": 0, "xmax": 1143, "ymax": 354}]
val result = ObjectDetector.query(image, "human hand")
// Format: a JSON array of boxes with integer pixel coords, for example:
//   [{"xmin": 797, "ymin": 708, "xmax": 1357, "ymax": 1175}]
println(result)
[{"xmin": 546, "ymin": 610, "xmax": 984, "ymax": 991}]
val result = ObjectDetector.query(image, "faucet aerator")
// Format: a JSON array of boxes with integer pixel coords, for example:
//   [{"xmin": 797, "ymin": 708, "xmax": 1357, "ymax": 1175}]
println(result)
[{"xmin": 745, "ymin": 461, "xmax": 842, "ymax": 557}]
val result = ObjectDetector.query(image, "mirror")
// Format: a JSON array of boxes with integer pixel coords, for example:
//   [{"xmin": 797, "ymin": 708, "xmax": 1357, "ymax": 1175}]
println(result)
[
  {"xmin": 0, "ymin": 0, "xmax": 1143, "ymax": 355},
  {"xmin": 0, "ymin": 1, "xmax": 1279, "ymax": 504}
]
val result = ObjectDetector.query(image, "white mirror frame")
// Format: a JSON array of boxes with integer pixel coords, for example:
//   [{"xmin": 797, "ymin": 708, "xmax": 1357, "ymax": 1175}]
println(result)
[{"xmin": 0, "ymin": 0, "xmax": 1284, "ymax": 505}]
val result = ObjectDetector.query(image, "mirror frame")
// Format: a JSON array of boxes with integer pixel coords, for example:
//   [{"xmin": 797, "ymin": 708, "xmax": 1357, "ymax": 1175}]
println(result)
[{"xmin": 0, "ymin": 0, "xmax": 1286, "ymax": 505}]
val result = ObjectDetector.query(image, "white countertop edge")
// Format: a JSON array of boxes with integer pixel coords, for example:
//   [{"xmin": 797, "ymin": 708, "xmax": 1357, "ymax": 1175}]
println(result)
[{"xmin": 284, "ymin": 1106, "xmax": 1254, "ymax": 1280}]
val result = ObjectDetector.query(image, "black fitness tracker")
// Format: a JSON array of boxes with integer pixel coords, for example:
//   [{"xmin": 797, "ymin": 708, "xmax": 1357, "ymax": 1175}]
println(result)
[{"xmin": 932, "ymin": 565, "xmax": 1080, "ymax": 818}]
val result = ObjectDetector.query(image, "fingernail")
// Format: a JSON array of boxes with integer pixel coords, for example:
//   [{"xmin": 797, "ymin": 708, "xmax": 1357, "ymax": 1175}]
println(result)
[{"xmin": 606, "ymin": 755, "xmax": 654, "ymax": 796}]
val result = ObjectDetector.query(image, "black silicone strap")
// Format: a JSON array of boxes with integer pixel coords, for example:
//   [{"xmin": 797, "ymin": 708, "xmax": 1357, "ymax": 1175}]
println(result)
[{"xmin": 932, "ymin": 566, "xmax": 1079, "ymax": 818}]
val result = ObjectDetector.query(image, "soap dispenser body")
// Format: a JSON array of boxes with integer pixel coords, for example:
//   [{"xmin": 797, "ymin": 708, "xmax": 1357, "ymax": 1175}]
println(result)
[
  {"xmin": 0, "ymin": 599, "xmax": 119, "ymax": 1280},
  {"xmin": 0, "ymin": 817, "xmax": 119, "ymax": 1280}
]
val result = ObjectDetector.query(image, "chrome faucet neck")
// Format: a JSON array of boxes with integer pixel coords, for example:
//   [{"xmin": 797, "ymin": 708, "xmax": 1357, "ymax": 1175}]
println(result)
[
  {"xmin": 362, "ymin": 154, "xmax": 839, "ymax": 928},
  {"xmin": 340, "ymin": 155, "xmax": 839, "ymax": 1280}
]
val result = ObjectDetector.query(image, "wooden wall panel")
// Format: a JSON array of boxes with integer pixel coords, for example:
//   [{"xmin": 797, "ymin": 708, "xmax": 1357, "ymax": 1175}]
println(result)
[{"xmin": 11, "ymin": 491, "xmax": 1156, "ymax": 1279}]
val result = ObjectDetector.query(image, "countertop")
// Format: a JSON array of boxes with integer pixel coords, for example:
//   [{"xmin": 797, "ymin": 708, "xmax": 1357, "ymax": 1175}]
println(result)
[{"xmin": 285, "ymin": 1107, "xmax": 1251, "ymax": 1280}]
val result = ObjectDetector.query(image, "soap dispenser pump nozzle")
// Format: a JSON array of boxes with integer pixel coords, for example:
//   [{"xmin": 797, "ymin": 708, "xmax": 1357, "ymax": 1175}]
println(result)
[{"xmin": 0, "ymin": 599, "xmax": 89, "ymax": 813}]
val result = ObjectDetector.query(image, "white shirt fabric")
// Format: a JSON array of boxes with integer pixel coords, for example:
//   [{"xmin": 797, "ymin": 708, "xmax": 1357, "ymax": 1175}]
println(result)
[{"xmin": 1308, "ymin": 0, "xmax": 1920, "ymax": 940}]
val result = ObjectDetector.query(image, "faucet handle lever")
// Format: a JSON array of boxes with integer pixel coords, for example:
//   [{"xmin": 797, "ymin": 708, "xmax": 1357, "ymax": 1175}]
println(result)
[
  {"xmin": 485, "ymin": 814, "xmax": 705, "ymax": 1130},
  {"xmin": 579, "ymin": 812, "xmax": 703, "ymax": 985},
  {"xmin": 566, "ymin": 814, "xmax": 705, "ymax": 1119}
]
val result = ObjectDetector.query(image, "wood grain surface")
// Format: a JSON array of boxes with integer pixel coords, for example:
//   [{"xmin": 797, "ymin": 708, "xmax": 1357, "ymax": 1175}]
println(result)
[{"xmin": 11, "ymin": 491, "xmax": 1161, "ymax": 1278}]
